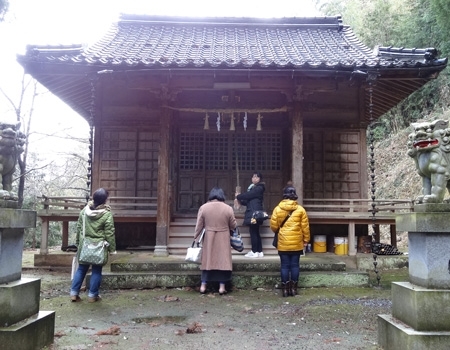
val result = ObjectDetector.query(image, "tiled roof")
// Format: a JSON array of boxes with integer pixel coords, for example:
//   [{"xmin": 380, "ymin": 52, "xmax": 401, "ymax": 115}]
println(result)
[
  {"xmin": 22, "ymin": 15, "xmax": 443, "ymax": 70},
  {"xmin": 17, "ymin": 15, "xmax": 447, "ymax": 123}
]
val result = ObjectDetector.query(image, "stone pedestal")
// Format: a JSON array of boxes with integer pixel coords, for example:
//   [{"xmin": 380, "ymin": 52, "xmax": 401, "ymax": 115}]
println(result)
[
  {"xmin": 378, "ymin": 204, "xmax": 450, "ymax": 349},
  {"xmin": 0, "ymin": 208, "xmax": 55, "ymax": 350}
]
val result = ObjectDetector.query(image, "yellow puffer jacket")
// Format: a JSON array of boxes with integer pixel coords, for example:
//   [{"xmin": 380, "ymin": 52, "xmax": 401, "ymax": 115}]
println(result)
[{"xmin": 270, "ymin": 199, "xmax": 310, "ymax": 252}]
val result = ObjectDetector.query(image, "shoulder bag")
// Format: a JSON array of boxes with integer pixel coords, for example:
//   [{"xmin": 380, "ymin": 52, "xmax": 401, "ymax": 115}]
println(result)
[
  {"xmin": 78, "ymin": 212, "xmax": 110, "ymax": 266},
  {"xmin": 251, "ymin": 210, "xmax": 269, "ymax": 224},
  {"xmin": 230, "ymin": 226, "xmax": 244, "ymax": 252},
  {"xmin": 272, "ymin": 211, "xmax": 293, "ymax": 248},
  {"xmin": 185, "ymin": 228, "xmax": 205, "ymax": 263}
]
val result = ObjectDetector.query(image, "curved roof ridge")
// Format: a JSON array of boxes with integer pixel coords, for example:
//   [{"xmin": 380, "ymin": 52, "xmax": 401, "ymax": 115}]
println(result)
[{"xmin": 118, "ymin": 14, "xmax": 344, "ymax": 28}]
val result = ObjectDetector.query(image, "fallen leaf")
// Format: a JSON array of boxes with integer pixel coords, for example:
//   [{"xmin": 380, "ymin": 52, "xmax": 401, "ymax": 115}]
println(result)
[
  {"xmin": 186, "ymin": 322, "xmax": 202, "ymax": 334},
  {"xmin": 95, "ymin": 325, "xmax": 121, "ymax": 335}
]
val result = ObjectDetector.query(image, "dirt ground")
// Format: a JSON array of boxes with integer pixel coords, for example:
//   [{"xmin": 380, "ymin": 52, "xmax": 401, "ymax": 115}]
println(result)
[{"xmin": 20, "ymin": 266, "xmax": 409, "ymax": 350}]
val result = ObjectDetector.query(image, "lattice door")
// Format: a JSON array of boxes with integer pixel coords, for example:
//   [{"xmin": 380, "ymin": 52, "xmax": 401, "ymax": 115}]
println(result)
[{"xmin": 178, "ymin": 130, "xmax": 282, "ymax": 211}]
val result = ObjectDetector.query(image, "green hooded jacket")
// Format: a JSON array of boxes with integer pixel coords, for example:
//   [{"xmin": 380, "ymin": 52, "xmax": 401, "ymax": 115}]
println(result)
[{"xmin": 76, "ymin": 201, "xmax": 116, "ymax": 252}]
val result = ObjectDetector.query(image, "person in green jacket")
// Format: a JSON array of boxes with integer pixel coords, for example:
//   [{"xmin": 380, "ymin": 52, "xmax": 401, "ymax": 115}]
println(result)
[
  {"xmin": 70, "ymin": 188, "xmax": 116, "ymax": 303},
  {"xmin": 270, "ymin": 186, "xmax": 310, "ymax": 297}
]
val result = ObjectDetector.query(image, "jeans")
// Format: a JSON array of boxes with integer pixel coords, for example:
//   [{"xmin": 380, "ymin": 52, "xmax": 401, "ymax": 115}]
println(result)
[
  {"xmin": 279, "ymin": 253, "xmax": 301, "ymax": 283},
  {"xmin": 70, "ymin": 263, "xmax": 103, "ymax": 298},
  {"xmin": 249, "ymin": 224, "xmax": 263, "ymax": 252}
]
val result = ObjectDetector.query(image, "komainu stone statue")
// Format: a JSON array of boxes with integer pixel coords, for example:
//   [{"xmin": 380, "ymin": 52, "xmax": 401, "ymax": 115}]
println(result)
[
  {"xmin": 0, "ymin": 122, "xmax": 25, "ymax": 200},
  {"xmin": 407, "ymin": 119, "xmax": 450, "ymax": 203}
]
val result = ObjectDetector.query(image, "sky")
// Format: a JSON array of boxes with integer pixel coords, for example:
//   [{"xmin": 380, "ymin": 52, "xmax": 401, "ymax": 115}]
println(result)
[{"xmin": 0, "ymin": 0, "xmax": 321, "ymax": 161}]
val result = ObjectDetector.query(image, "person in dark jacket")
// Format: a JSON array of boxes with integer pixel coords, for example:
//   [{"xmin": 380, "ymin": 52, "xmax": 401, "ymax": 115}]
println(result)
[
  {"xmin": 70, "ymin": 188, "xmax": 116, "ymax": 303},
  {"xmin": 235, "ymin": 172, "xmax": 266, "ymax": 258},
  {"xmin": 270, "ymin": 186, "xmax": 310, "ymax": 297}
]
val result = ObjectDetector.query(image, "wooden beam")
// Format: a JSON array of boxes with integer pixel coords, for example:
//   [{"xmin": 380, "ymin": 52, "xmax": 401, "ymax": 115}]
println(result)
[
  {"xmin": 291, "ymin": 104, "xmax": 303, "ymax": 201},
  {"xmin": 155, "ymin": 103, "xmax": 171, "ymax": 256}
]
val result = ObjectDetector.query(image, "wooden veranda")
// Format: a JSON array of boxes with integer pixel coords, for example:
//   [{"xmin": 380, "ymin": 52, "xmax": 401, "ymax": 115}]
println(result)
[{"xmin": 38, "ymin": 195, "xmax": 413, "ymax": 256}]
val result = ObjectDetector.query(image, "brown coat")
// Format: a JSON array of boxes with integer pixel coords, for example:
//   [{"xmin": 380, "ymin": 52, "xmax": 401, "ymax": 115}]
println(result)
[{"xmin": 194, "ymin": 200, "xmax": 237, "ymax": 271}]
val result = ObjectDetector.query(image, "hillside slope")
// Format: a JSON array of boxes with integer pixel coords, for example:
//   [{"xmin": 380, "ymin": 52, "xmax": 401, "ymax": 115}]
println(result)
[
  {"xmin": 373, "ymin": 128, "xmax": 421, "ymax": 201},
  {"xmin": 372, "ymin": 114, "xmax": 450, "ymax": 247}
]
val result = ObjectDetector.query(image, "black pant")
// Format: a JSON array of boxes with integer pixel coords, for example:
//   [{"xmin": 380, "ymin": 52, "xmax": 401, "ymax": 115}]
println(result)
[{"xmin": 249, "ymin": 224, "xmax": 262, "ymax": 252}]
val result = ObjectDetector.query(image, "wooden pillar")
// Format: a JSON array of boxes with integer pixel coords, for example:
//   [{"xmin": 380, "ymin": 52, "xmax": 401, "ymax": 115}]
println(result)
[
  {"xmin": 348, "ymin": 222, "xmax": 356, "ymax": 256},
  {"xmin": 390, "ymin": 225, "xmax": 397, "ymax": 247},
  {"xmin": 40, "ymin": 219, "xmax": 49, "ymax": 254},
  {"xmin": 291, "ymin": 106, "xmax": 303, "ymax": 201},
  {"xmin": 154, "ymin": 103, "xmax": 171, "ymax": 257},
  {"xmin": 62, "ymin": 221, "xmax": 69, "ymax": 248},
  {"xmin": 374, "ymin": 224, "xmax": 380, "ymax": 243}
]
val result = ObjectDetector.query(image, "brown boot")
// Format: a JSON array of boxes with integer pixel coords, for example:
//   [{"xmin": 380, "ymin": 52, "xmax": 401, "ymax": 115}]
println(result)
[
  {"xmin": 281, "ymin": 282, "xmax": 289, "ymax": 297},
  {"xmin": 290, "ymin": 281, "xmax": 298, "ymax": 296}
]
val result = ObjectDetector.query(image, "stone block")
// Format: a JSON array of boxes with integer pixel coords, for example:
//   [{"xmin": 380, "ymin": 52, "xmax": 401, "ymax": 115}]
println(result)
[
  {"xmin": 391, "ymin": 282, "xmax": 450, "ymax": 331},
  {"xmin": 396, "ymin": 212, "xmax": 450, "ymax": 233},
  {"xmin": 34, "ymin": 253, "xmax": 75, "ymax": 267},
  {"xmin": 0, "ymin": 229, "xmax": 24, "ymax": 284},
  {"xmin": 378, "ymin": 314, "xmax": 450, "ymax": 350},
  {"xmin": 0, "ymin": 209, "xmax": 36, "ymax": 228},
  {"xmin": 414, "ymin": 203, "xmax": 450, "ymax": 213},
  {"xmin": 0, "ymin": 278, "xmax": 40, "ymax": 327},
  {"xmin": 408, "ymin": 231, "xmax": 450, "ymax": 289},
  {"xmin": 0, "ymin": 310, "xmax": 55, "ymax": 350},
  {"xmin": 0, "ymin": 209, "xmax": 36, "ymax": 284}
]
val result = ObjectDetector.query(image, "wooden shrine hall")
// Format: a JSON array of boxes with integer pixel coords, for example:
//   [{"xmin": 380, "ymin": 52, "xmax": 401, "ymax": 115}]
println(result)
[{"xmin": 17, "ymin": 15, "xmax": 447, "ymax": 256}]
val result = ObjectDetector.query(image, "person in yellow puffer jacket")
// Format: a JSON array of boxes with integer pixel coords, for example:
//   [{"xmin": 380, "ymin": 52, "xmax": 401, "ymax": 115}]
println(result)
[{"xmin": 270, "ymin": 186, "xmax": 310, "ymax": 297}]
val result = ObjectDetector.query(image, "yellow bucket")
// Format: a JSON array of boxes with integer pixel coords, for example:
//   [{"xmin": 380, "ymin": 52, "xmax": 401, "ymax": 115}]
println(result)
[
  {"xmin": 313, "ymin": 235, "xmax": 327, "ymax": 253},
  {"xmin": 334, "ymin": 237, "xmax": 348, "ymax": 255}
]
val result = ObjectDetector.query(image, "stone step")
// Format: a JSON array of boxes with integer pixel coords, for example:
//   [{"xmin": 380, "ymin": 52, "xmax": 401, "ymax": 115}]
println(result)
[
  {"xmin": 110, "ymin": 258, "xmax": 347, "ymax": 273},
  {"xmin": 98, "ymin": 270, "xmax": 369, "ymax": 290},
  {"xmin": 93, "ymin": 253, "xmax": 369, "ymax": 289}
]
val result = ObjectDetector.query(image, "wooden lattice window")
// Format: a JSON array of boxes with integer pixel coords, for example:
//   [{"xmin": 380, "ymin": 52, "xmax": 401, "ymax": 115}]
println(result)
[
  {"xmin": 100, "ymin": 129, "xmax": 159, "ymax": 197},
  {"xmin": 205, "ymin": 133, "xmax": 229, "ymax": 170},
  {"xmin": 179, "ymin": 132, "xmax": 204, "ymax": 170},
  {"xmin": 303, "ymin": 130, "xmax": 361, "ymax": 198},
  {"xmin": 180, "ymin": 131, "xmax": 281, "ymax": 171}
]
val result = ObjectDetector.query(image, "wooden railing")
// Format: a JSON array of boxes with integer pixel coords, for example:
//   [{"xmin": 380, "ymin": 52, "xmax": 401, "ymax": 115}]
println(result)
[
  {"xmin": 37, "ymin": 195, "xmax": 158, "ymax": 254},
  {"xmin": 301, "ymin": 198, "xmax": 414, "ymax": 255},
  {"xmin": 303, "ymin": 198, "xmax": 414, "ymax": 216},
  {"xmin": 36, "ymin": 196, "xmax": 414, "ymax": 256}
]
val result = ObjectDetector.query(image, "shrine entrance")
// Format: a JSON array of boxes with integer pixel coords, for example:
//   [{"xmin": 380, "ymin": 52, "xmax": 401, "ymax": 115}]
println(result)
[{"xmin": 177, "ymin": 128, "xmax": 286, "ymax": 213}]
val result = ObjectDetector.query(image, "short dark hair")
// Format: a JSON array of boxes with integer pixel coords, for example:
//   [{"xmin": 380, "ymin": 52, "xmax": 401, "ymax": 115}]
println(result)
[
  {"xmin": 253, "ymin": 171, "xmax": 263, "ymax": 180},
  {"xmin": 93, "ymin": 188, "xmax": 109, "ymax": 208},
  {"xmin": 282, "ymin": 186, "xmax": 298, "ymax": 200},
  {"xmin": 208, "ymin": 187, "xmax": 226, "ymax": 202}
]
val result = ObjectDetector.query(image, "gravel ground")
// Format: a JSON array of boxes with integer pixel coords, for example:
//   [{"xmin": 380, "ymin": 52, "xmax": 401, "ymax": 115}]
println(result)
[{"xmin": 20, "ymin": 268, "xmax": 408, "ymax": 350}]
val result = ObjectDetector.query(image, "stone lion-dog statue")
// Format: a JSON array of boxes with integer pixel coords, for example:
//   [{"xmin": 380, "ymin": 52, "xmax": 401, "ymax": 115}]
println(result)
[
  {"xmin": 407, "ymin": 119, "xmax": 450, "ymax": 203},
  {"xmin": 0, "ymin": 122, "xmax": 25, "ymax": 200}
]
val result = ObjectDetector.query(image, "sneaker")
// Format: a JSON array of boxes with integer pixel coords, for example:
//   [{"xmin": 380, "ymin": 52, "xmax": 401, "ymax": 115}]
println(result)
[
  {"xmin": 88, "ymin": 296, "xmax": 102, "ymax": 303},
  {"xmin": 244, "ymin": 251, "xmax": 258, "ymax": 258},
  {"xmin": 257, "ymin": 252, "xmax": 264, "ymax": 258},
  {"xmin": 70, "ymin": 295, "xmax": 81, "ymax": 302}
]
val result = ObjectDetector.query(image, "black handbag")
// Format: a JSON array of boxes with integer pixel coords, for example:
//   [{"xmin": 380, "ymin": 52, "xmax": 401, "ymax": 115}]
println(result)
[
  {"xmin": 272, "ymin": 211, "xmax": 293, "ymax": 248},
  {"xmin": 251, "ymin": 210, "xmax": 269, "ymax": 224}
]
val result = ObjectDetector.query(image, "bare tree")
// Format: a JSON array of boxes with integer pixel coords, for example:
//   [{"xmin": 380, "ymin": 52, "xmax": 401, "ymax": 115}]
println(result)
[{"xmin": 0, "ymin": 0, "xmax": 9, "ymax": 22}]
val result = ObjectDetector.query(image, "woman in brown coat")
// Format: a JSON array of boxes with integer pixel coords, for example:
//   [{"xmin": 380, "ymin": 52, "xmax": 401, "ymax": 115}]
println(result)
[{"xmin": 194, "ymin": 187, "xmax": 237, "ymax": 295}]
